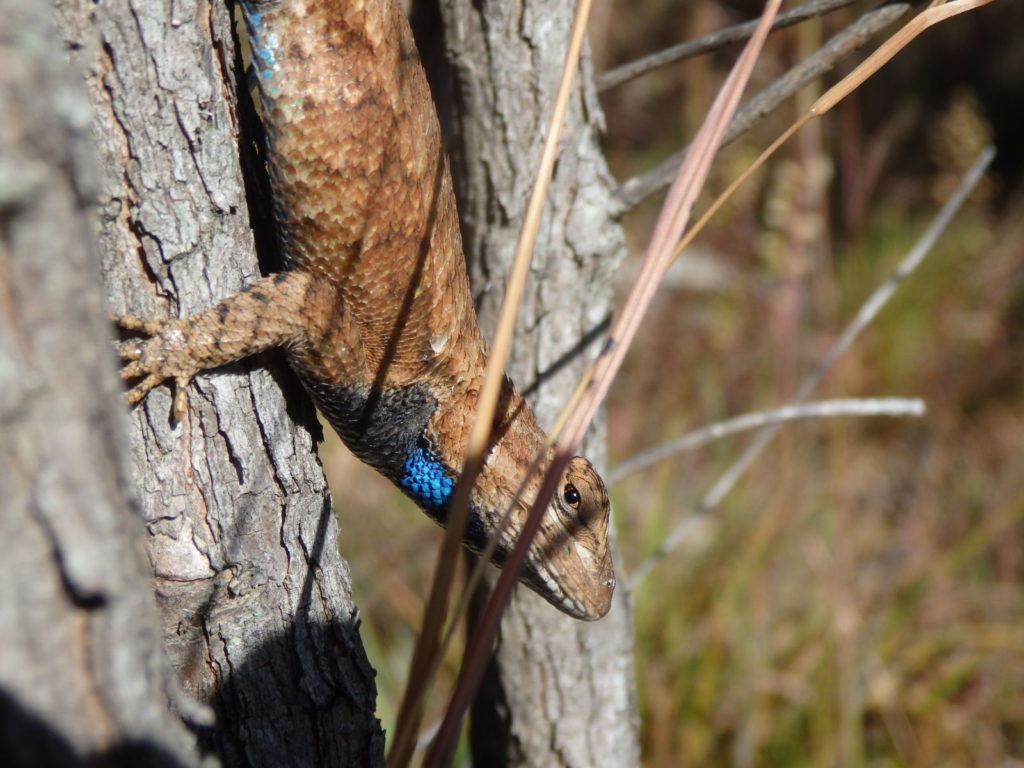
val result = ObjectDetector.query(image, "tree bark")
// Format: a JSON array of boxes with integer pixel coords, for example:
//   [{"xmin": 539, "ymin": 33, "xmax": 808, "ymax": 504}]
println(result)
[
  {"xmin": 46, "ymin": 1, "xmax": 385, "ymax": 766},
  {"xmin": 426, "ymin": 2, "xmax": 640, "ymax": 765},
  {"xmin": 0, "ymin": 2, "xmax": 199, "ymax": 765}
]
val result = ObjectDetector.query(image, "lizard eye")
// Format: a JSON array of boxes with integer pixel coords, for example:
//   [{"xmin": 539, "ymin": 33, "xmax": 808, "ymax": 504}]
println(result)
[{"xmin": 563, "ymin": 482, "xmax": 581, "ymax": 509}]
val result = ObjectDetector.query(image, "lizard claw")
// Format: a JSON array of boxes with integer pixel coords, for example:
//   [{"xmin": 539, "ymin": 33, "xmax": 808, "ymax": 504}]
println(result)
[{"xmin": 110, "ymin": 273, "xmax": 318, "ymax": 424}]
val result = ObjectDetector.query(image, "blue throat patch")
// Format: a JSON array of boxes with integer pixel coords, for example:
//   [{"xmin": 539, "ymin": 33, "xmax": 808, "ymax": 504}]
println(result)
[{"xmin": 401, "ymin": 444, "xmax": 454, "ymax": 510}]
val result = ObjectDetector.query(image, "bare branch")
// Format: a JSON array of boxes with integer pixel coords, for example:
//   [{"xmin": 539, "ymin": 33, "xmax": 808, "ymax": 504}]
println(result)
[
  {"xmin": 597, "ymin": 0, "xmax": 860, "ymax": 92},
  {"xmin": 616, "ymin": 1, "xmax": 913, "ymax": 212},
  {"xmin": 607, "ymin": 397, "xmax": 926, "ymax": 484}
]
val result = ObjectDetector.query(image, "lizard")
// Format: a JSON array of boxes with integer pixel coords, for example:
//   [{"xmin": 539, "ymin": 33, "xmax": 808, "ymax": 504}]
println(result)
[{"xmin": 115, "ymin": 0, "xmax": 615, "ymax": 620}]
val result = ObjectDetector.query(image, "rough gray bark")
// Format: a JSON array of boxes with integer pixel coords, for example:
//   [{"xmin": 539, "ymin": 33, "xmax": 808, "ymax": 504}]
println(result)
[
  {"xmin": 0, "ymin": 2, "xmax": 199, "ymax": 765},
  {"xmin": 430, "ymin": 2, "xmax": 640, "ymax": 765},
  {"xmin": 48, "ymin": 1, "xmax": 384, "ymax": 766}
]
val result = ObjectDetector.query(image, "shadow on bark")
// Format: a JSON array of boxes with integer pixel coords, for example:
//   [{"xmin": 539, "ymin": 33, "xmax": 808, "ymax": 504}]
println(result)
[
  {"xmin": 0, "ymin": 689, "xmax": 190, "ymax": 768},
  {"xmin": 197, "ymin": 498, "xmax": 384, "ymax": 768}
]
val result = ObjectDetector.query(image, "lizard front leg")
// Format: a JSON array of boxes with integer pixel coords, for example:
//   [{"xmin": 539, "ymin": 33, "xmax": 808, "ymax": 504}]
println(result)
[{"xmin": 116, "ymin": 270, "xmax": 363, "ymax": 421}]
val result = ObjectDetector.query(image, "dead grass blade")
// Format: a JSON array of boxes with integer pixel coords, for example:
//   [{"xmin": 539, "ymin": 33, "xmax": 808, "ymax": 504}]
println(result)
[
  {"xmin": 558, "ymin": 0, "xmax": 785, "ymax": 466},
  {"xmin": 672, "ymin": 0, "xmax": 1000, "ymax": 263},
  {"xmin": 619, "ymin": 1, "xmax": 999, "ymax": 586},
  {"xmin": 597, "ymin": 0, "xmax": 858, "ymax": 92},
  {"xmin": 617, "ymin": 0, "xmax": 914, "ymax": 211}
]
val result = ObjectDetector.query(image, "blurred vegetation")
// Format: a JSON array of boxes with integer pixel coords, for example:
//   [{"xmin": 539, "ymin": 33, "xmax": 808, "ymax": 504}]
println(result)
[{"xmin": 323, "ymin": 0, "xmax": 1024, "ymax": 764}]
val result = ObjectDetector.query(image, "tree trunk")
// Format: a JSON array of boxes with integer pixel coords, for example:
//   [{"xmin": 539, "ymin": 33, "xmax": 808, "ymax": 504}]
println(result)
[
  {"xmin": 0, "ymin": 2, "xmax": 199, "ymax": 765},
  {"xmin": 46, "ymin": 1, "xmax": 385, "ymax": 765},
  {"xmin": 425, "ymin": 2, "xmax": 640, "ymax": 765}
]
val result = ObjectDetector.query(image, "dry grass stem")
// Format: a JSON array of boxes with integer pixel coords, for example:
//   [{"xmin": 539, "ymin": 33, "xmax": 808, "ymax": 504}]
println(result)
[
  {"xmin": 559, "ymin": 0, "xmax": 786, "ymax": 465},
  {"xmin": 607, "ymin": 397, "xmax": 926, "ymax": 485},
  {"xmin": 617, "ymin": 0, "xmax": 914, "ymax": 210},
  {"xmin": 672, "ymin": 0, "xmax": 998, "ymax": 260},
  {"xmin": 597, "ymin": 0, "xmax": 859, "ymax": 92}
]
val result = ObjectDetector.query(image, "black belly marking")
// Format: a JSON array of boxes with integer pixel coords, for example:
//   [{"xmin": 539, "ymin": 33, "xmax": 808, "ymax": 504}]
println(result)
[
  {"xmin": 295, "ymin": 373, "xmax": 492, "ymax": 552},
  {"xmin": 298, "ymin": 376, "xmax": 437, "ymax": 482}
]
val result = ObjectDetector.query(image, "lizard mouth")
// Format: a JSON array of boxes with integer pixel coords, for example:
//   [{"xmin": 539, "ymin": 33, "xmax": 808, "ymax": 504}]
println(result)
[
  {"xmin": 517, "ymin": 512, "xmax": 616, "ymax": 620},
  {"xmin": 471, "ymin": 515, "xmax": 616, "ymax": 620},
  {"xmin": 522, "ymin": 552, "xmax": 615, "ymax": 620}
]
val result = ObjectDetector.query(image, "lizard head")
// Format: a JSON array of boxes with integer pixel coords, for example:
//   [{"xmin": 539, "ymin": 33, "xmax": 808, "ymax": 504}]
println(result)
[
  {"xmin": 471, "ymin": 449, "xmax": 616, "ymax": 621},
  {"xmin": 519, "ymin": 455, "xmax": 616, "ymax": 620},
  {"xmin": 422, "ymin": 379, "xmax": 615, "ymax": 619}
]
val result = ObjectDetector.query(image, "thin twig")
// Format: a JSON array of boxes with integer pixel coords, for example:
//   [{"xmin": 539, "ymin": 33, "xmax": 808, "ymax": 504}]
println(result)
[
  {"xmin": 630, "ymin": 144, "xmax": 995, "ymax": 586},
  {"xmin": 616, "ymin": 1, "xmax": 913, "ymax": 212},
  {"xmin": 607, "ymin": 397, "xmax": 926, "ymax": 485},
  {"xmin": 668, "ymin": 0, "xmax": 998, "ymax": 272},
  {"xmin": 597, "ymin": 0, "xmax": 860, "ymax": 92}
]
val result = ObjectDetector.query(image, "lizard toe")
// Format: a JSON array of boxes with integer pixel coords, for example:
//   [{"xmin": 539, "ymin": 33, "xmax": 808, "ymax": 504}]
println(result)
[
  {"xmin": 172, "ymin": 378, "xmax": 191, "ymax": 422},
  {"xmin": 112, "ymin": 313, "xmax": 150, "ymax": 333},
  {"xmin": 125, "ymin": 372, "xmax": 165, "ymax": 406}
]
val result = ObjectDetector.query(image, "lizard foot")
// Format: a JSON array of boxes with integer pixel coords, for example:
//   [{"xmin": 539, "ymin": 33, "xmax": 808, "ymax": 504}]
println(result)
[
  {"xmin": 111, "ymin": 272, "xmax": 340, "ymax": 423},
  {"xmin": 113, "ymin": 313, "xmax": 199, "ymax": 422}
]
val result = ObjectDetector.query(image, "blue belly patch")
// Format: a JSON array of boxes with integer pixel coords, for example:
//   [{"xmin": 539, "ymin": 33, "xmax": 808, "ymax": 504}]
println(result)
[{"xmin": 401, "ymin": 445, "xmax": 454, "ymax": 510}]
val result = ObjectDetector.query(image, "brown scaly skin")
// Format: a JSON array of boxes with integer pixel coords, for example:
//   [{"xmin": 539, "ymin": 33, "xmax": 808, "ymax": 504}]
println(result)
[{"xmin": 116, "ymin": 0, "xmax": 615, "ymax": 620}]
